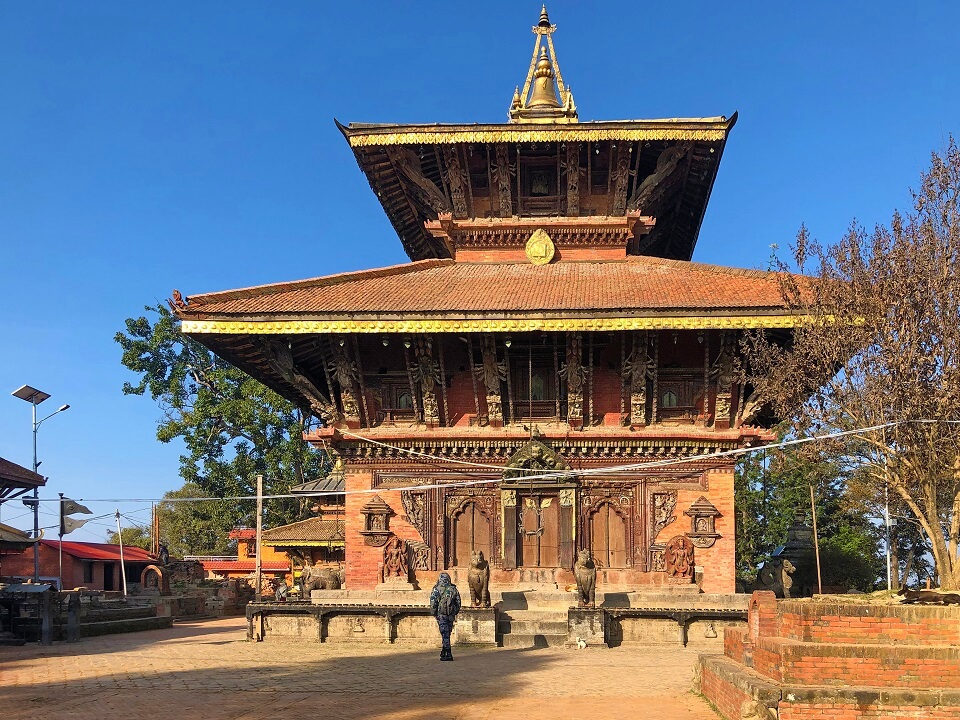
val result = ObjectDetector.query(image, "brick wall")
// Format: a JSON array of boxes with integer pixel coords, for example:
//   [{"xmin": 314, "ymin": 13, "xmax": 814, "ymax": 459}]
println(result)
[
  {"xmin": 701, "ymin": 661, "xmax": 754, "ymax": 720},
  {"xmin": 703, "ymin": 593, "xmax": 960, "ymax": 718},
  {"xmin": 344, "ymin": 470, "xmax": 431, "ymax": 590}
]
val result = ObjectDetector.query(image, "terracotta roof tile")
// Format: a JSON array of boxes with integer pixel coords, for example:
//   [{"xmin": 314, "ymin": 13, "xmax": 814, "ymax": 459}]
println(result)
[
  {"xmin": 0, "ymin": 456, "xmax": 46, "ymax": 489},
  {"xmin": 183, "ymin": 257, "xmax": 793, "ymax": 318},
  {"xmin": 261, "ymin": 518, "xmax": 345, "ymax": 544},
  {"xmin": 199, "ymin": 560, "xmax": 289, "ymax": 572}
]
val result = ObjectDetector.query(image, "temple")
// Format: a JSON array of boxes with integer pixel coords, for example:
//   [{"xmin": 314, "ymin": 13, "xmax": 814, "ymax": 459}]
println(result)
[{"xmin": 174, "ymin": 8, "xmax": 798, "ymax": 596}]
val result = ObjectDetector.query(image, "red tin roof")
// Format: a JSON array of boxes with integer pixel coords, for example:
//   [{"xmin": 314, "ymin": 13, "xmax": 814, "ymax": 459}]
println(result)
[{"xmin": 40, "ymin": 540, "xmax": 155, "ymax": 562}]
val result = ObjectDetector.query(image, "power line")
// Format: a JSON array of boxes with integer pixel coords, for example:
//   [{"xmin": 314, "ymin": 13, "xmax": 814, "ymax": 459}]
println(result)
[{"xmin": 31, "ymin": 418, "xmax": 957, "ymax": 505}]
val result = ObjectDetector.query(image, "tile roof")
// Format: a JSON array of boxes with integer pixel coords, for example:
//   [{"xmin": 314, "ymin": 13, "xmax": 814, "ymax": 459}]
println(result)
[
  {"xmin": 199, "ymin": 560, "xmax": 289, "ymax": 572},
  {"xmin": 228, "ymin": 528, "xmax": 257, "ymax": 540},
  {"xmin": 40, "ymin": 540, "xmax": 155, "ymax": 562},
  {"xmin": 0, "ymin": 456, "xmax": 46, "ymax": 489},
  {"xmin": 182, "ymin": 256, "xmax": 794, "ymax": 318},
  {"xmin": 261, "ymin": 518, "xmax": 345, "ymax": 545}
]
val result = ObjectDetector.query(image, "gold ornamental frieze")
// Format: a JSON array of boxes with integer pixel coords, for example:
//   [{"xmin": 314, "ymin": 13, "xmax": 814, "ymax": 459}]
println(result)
[
  {"xmin": 347, "ymin": 127, "xmax": 728, "ymax": 148},
  {"xmin": 525, "ymin": 229, "xmax": 555, "ymax": 265},
  {"xmin": 181, "ymin": 314, "xmax": 806, "ymax": 335}
]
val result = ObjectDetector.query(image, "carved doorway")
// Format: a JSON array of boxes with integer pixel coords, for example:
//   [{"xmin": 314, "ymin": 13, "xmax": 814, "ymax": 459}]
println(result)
[
  {"xmin": 450, "ymin": 501, "xmax": 492, "ymax": 568},
  {"xmin": 590, "ymin": 501, "xmax": 628, "ymax": 568},
  {"xmin": 519, "ymin": 494, "xmax": 560, "ymax": 567}
]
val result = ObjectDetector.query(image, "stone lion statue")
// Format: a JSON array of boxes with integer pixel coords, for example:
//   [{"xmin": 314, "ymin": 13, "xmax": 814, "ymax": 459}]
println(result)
[
  {"xmin": 574, "ymin": 550, "xmax": 597, "ymax": 608},
  {"xmin": 467, "ymin": 550, "xmax": 491, "ymax": 608}
]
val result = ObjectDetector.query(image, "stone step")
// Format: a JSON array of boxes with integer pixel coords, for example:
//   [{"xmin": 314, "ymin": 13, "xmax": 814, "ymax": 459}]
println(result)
[
  {"xmin": 500, "ymin": 620, "xmax": 568, "ymax": 635},
  {"xmin": 81, "ymin": 607, "xmax": 156, "ymax": 622},
  {"xmin": 501, "ymin": 633, "xmax": 568, "ymax": 649},
  {"xmin": 79, "ymin": 616, "xmax": 173, "ymax": 638}
]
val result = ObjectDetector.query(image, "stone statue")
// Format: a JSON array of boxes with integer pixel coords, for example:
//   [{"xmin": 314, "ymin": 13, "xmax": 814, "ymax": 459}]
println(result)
[
  {"xmin": 740, "ymin": 557, "xmax": 796, "ymax": 598},
  {"xmin": 573, "ymin": 550, "xmax": 597, "ymax": 608},
  {"xmin": 382, "ymin": 535, "xmax": 408, "ymax": 580},
  {"xmin": 467, "ymin": 550, "xmax": 491, "ymax": 608},
  {"xmin": 665, "ymin": 535, "xmax": 695, "ymax": 579},
  {"xmin": 274, "ymin": 579, "xmax": 289, "ymax": 603},
  {"xmin": 299, "ymin": 564, "xmax": 342, "ymax": 598}
]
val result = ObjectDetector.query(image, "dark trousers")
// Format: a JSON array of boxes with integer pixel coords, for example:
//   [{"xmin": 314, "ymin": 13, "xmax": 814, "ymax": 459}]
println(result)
[{"xmin": 437, "ymin": 615, "xmax": 453, "ymax": 656}]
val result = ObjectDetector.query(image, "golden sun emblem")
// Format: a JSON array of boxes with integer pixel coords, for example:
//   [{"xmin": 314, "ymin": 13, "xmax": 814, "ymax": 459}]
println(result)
[{"xmin": 525, "ymin": 229, "xmax": 555, "ymax": 265}]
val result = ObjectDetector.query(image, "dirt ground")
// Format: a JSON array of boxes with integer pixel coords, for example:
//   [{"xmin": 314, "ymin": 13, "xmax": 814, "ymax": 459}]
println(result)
[{"xmin": 0, "ymin": 617, "xmax": 721, "ymax": 720}]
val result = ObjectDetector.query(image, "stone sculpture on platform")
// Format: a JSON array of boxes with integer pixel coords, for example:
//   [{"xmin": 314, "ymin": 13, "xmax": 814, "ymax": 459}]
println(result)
[
  {"xmin": 299, "ymin": 564, "xmax": 342, "ymax": 598},
  {"xmin": 574, "ymin": 549, "xmax": 597, "ymax": 608},
  {"xmin": 665, "ymin": 535, "xmax": 695, "ymax": 579},
  {"xmin": 468, "ymin": 550, "xmax": 491, "ymax": 607},
  {"xmin": 382, "ymin": 535, "xmax": 409, "ymax": 581}
]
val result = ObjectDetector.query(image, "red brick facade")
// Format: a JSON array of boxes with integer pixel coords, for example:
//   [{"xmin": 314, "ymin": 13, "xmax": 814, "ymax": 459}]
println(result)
[{"xmin": 701, "ymin": 592, "xmax": 960, "ymax": 718}]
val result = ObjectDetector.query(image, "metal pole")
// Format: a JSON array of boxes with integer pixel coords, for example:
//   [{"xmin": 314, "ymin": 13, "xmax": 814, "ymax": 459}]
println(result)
[
  {"xmin": 115, "ymin": 510, "xmax": 128, "ymax": 596},
  {"xmin": 32, "ymin": 400, "xmax": 40, "ymax": 583},
  {"xmin": 58, "ymin": 493, "xmax": 64, "ymax": 591},
  {"xmin": 255, "ymin": 474, "xmax": 263, "ymax": 602},
  {"xmin": 809, "ymin": 484, "xmax": 822, "ymax": 595},
  {"xmin": 885, "ymin": 485, "xmax": 892, "ymax": 591},
  {"xmin": 882, "ymin": 428, "xmax": 892, "ymax": 591}
]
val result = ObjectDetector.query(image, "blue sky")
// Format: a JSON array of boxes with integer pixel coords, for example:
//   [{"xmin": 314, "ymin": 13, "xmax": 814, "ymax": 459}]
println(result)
[{"xmin": 1, "ymin": 2, "xmax": 958, "ymax": 542}]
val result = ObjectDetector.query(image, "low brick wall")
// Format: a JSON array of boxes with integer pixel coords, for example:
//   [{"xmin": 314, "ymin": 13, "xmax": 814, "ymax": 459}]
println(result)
[{"xmin": 699, "ymin": 592, "xmax": 960, "ymax": 719}]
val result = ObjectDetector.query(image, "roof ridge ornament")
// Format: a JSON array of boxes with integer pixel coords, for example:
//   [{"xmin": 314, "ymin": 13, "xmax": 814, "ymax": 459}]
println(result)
[{"xmin": 508, "ymin": 6, "xmax": 578, "ymax": 124}]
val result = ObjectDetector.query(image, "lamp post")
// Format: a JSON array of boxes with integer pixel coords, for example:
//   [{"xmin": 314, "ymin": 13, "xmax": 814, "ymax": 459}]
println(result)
[{"xmin": 12, "ymin": 385, "xmax": 70, "ymax": 583}]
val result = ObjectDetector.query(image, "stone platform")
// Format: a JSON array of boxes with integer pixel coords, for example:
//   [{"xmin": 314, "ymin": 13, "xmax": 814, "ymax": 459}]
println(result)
[
  {"xmin": 698, "ymin": 591, "xmax": 960, "ymax": 719},
  {"xmin": 249, "ymin": 585, "xmax": 748, "ymax": 649}
]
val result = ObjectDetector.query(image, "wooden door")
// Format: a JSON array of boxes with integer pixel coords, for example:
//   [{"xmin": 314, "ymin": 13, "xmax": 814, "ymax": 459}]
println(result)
[
  {"xmin": 519, "ymin": 495, "xmax": 560, "ymax": 567},
  {"xmin": 591, "ymin": 502, "xmax": 628, "ymax": 568},
  {"xmin": 452, "ymin": 502, "xmax": 491, "ymax": 567}
]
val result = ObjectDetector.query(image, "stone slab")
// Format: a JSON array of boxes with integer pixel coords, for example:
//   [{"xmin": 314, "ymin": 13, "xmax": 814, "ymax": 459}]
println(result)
[{"xmin": 455, "ymin": 608, "xmax": 498, "ymax": 647}]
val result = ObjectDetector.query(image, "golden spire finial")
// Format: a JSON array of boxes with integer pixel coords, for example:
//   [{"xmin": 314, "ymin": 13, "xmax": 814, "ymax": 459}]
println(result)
[
  {"xmin": 539, "ymin": 5, "xmax": 550, "ymax": 28},
  {"xmin": 508, "ymin": 7, "xmax": 578, "ymax": 123}
]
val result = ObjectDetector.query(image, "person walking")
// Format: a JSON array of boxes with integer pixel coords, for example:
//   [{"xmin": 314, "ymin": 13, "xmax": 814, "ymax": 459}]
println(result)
[{"xmin": 429, "ymin": 572, "xmax": 461, "ymax": 661}]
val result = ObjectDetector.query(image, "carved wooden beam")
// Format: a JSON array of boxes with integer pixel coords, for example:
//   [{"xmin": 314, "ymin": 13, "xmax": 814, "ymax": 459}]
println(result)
[
  {"xmin": 330, "ymin": 341, "xmax": 362, "ymax": 426},
  {"xmin": 610, "ymin": 144, "xmax": 632, "ymax": 216},
  {"xmin": 441, "ymin": 146, "xmax": 469, "ymax": 218},
  {"xmin": 628, "ymin": 143, "xmax": 692, "ymax": 213},
  {"xmin": 413, "ymin": 336, "xmax": 440, "ymax": 427},
  {"xmin": 565, "ymin": 142, "xmax": 580, "ymax": 216},
  {"xmin": 479, "ymin": 334, "xmax": 503, "ymax": 425},
  {"xmin": 384, "ymin": 146, "xmax": 450, "ymax": 215},
  {"xmin": 493, "ymin": 144, "xmax": 513, "ymax": 218},
  {"xmin": 258, "ymin": 338, "xmax": 340, "ymax": 424}
]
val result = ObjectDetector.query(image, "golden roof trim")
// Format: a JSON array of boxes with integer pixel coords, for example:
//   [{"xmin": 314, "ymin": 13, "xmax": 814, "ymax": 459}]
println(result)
[
  {"xmin": 181, "ymin": 315, "xmax": 805, "ymax": 335},
  {"xmin": 346, "ymin": 125, "xmax": 729, "ymax": 147}
]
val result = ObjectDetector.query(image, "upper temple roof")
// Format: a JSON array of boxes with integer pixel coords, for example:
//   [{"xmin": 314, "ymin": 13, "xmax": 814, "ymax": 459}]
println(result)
[{"xmin": 338, "ymin": 9, "xmax": 735, "ymax": 264}]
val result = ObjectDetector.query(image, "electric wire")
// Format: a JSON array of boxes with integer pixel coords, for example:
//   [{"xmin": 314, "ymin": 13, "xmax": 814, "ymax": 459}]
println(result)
[{"xmin": 30, "ymin": 418, "xmax": 959, "ymax": 505}]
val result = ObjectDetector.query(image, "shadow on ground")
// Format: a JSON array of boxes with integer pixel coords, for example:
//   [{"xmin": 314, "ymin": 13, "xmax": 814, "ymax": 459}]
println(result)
[{"xmin": 0, "ymin": 619, "xmax": 566, "ymax": 720}]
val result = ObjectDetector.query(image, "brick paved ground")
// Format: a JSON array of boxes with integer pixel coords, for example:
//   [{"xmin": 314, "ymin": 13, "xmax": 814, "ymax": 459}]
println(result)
[{"xmin": 0, "ymin": 618, "xmax": 720, "ymax": 720}]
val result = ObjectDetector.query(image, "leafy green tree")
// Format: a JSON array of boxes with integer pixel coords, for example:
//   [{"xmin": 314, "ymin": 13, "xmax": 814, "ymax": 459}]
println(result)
[
  {"xmin": 736, "ymin": 439, "xmax": 882, "ymax": 592},
  {"xmin": 106, "ymin": 525, "xmax": 152, "ymax": 551},
  {"xmin": 156, "ymin": 483, "xmax": 242, "ymax": 557},
  {"xmin": 116, "ymin": 304, "xmax": 330, "ymax": 536}
]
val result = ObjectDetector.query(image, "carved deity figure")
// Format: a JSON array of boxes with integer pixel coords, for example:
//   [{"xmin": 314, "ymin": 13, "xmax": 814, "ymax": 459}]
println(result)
[
  {"xmin": 467, "ymin": 550, "xmax": 491, "ymax": 608},
  {"xmin": 664, "ymin": 535, "xmax": 695, "ymax": 579},
  {"xmin": 561, "ymin": 332, "xmax": 584, "ymax": 394},
  {"xmin": 382, "ymin": 535, "xmax": 409, "ymax": 580},
  {"xmin": 574, "ymin": 550, "xmax": 597, "ymax": 608}
]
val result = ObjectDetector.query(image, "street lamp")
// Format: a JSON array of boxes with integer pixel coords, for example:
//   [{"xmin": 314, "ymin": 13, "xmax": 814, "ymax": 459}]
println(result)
[{"xmin": 11, "ymin": 385, "xmax": 70, "ymax": 583}]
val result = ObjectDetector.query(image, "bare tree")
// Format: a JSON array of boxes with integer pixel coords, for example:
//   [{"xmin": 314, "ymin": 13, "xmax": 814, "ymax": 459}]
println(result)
[{"xmin": 744, "ymin": 139, "xmax": 960, "ymax": 588}]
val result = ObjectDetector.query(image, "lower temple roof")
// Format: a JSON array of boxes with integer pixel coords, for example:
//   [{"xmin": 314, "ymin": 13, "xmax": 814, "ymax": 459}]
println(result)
[{"xmin": 176, "ymin": 255, "xmax": 800, "ymax": 331}]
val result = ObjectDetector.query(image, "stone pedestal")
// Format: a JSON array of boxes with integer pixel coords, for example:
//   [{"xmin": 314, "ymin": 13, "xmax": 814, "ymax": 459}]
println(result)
[
  {"xmin": 376, "ymin": 580, "xmax": 417, "ymax": 592},
  {"xmin": 567, "ymin": 608, "xmax": 606, "ymax": 648},
  {"xmin": 455, "ymin": 607, "xmax": 498, "ymax": 647}
]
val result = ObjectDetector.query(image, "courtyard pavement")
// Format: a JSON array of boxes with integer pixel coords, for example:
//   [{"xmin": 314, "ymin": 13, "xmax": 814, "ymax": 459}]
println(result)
[{"xmin": 0, "ymin": 617, "xmax": 720, "ymax": 719}]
